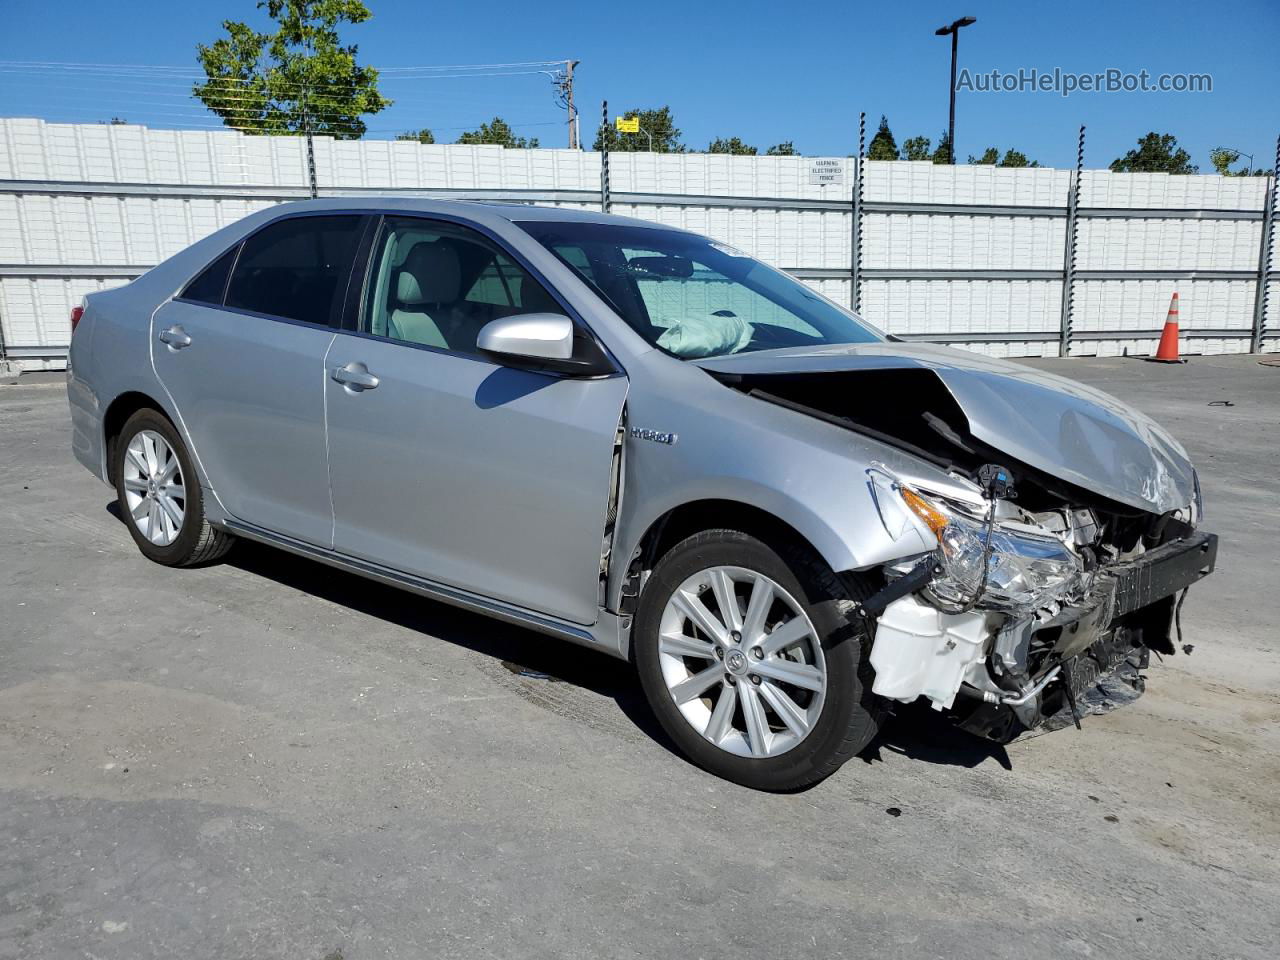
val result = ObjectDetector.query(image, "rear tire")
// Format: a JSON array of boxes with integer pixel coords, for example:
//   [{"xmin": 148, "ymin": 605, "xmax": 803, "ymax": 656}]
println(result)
[
  {"xmin": 634, "ymin": 529, "xmax": 883, "ymax": 791},
  {"xmin": 113, "ymin": 408, "xmax": 234, "ymax": 567}
]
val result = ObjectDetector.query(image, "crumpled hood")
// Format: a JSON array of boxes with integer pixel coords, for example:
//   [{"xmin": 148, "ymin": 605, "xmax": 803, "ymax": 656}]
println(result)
[{"xmin": 695, "ymin": 342, "xmax": 1195, "ymax": 514}]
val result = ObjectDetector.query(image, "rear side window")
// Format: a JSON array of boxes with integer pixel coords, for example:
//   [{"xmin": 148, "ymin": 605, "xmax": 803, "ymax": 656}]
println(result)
[
  {"xmin": 225, "ymin": 215, "xmax": 364, "ymax": 324},
  {"xmin": 181, "ymin": 246, "xmax": 238, "ymax": 305}
]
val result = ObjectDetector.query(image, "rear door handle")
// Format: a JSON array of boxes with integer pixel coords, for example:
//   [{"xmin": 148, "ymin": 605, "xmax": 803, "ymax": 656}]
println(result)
[
  {"xmin": 331, "ymin": 361, "xmax": 380, "ymax": 392},
  {"xmin": 158, "ymin": 325, "xmax": 192, "ymax": 350}
]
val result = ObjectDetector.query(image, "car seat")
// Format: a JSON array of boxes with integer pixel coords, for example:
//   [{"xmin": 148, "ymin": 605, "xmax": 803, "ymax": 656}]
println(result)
[{"xmin": 389, "ymin": 242, "xmax": 462, "ymax": 349}]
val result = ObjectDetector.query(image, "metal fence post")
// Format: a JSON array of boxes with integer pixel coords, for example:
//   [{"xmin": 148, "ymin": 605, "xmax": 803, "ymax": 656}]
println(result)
[
  {"xmin": 1058, "ymin": 125, "xmax": 1086, "ymax": 357},
  {"xmin": 850, "ymin": 112, "xmax": 865, "ymax": 313},
  {"xmin": 600, "ymin": 100, "xmax": 611, "ymax": 214},
  {"xmin": 302, "ymin": 87, "xmax": 318, "ymax": 199},
  {"xmin": 1250, "ymin": 135, "xmax": 1279, "ymax": 353}
]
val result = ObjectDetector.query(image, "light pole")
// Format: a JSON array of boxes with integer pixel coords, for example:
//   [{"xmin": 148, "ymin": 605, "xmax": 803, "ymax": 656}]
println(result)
[
  {"xmin": 1220, "ymin": 147, "xmax": 1255, "ymax": 175},
  {"xmin": 935, "ymin": 16, "xmax": 976, "ymax": 164}
]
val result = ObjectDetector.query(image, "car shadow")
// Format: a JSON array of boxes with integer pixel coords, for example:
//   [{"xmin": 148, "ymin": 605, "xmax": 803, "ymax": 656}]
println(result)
[
  {"xmin": 223, "ymin": 536, "xmax": 681, "ymax": 757},
  {"xmin": 862, "ymin": 703, "xmax": 1014, "ymax": 771},
  {"xmin": 106, "ymin": 499, "xmax": 1016, "ymax": 777}
]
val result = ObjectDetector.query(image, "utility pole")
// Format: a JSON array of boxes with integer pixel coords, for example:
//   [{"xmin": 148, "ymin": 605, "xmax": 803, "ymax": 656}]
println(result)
[
  {"xmin": 566, "ymin": 60, "xmax": 580, "ymax": 149},
  {"xmin": 551, "ymin": 60, "xmax": 582, "ymax": 149},
  {"xmin": 935, "ymin": 16, "xmax": 976, "ymax": 164}
]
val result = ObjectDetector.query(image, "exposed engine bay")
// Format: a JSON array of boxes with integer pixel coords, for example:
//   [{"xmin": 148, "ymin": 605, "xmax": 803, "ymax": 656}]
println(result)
[{"xmin": 713, "ymin": 367, "xmax": 1219, "ymax": 741}]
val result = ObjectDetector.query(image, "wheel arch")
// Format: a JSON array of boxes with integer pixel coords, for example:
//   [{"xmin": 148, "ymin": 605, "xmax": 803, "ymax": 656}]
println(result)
[
  {"xmin": 102, "ymin": 390, "xmax": 174, "ymax": 485},
  {"xmin": 612, "ymin": 498, "xmax": 854, "ymax": 617}
]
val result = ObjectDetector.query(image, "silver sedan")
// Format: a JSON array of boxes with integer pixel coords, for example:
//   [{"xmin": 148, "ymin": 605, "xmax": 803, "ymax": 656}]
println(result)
[{"xmin": 67, "ymin": 198, "xmax": 1217, "ymax": 789}]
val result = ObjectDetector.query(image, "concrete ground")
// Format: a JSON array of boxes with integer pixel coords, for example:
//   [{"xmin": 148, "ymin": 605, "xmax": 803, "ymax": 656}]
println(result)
[{"xmin": 1, "ymin": 355, "xmax": 1277, "ymax": 960}]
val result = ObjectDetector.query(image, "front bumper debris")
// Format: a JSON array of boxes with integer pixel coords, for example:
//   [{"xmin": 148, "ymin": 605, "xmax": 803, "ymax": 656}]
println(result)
[
  {"xmin": 1109, "ymin": 530, "xmax": 1218, "ymax": 624},
  {"xmin": 951, "ymin": 531, "xmax": 1218, "ymax": 742}
]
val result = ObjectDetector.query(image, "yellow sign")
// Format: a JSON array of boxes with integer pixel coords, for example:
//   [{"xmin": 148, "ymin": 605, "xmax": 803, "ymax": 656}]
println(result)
[{"xmin": 615, "ymin": 116, "xmax": 640, "ymax": 134}]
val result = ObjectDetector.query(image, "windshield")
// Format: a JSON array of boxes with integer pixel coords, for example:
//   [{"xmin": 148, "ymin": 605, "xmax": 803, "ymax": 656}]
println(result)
[{"xmin": 516, "ymin": 221, "xmax": 884, "ymax": 359}]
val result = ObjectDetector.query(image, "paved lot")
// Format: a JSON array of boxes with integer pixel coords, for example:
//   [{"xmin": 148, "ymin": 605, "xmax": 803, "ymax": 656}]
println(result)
[{"xmin": 1, "ymin": 355, "xmax": 1277, "ymax": 959}]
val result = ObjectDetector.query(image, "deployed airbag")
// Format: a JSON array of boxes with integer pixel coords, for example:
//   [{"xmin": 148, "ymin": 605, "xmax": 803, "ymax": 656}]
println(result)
[{"xmin": 658, "ymin": 313, "xmax": 752, "ymax": 358}]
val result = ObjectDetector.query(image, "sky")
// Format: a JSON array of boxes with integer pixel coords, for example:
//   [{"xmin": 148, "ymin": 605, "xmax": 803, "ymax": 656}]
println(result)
[{"xmin": 1, "ymin": 0, "xmax": 1277, "ymax": 171}]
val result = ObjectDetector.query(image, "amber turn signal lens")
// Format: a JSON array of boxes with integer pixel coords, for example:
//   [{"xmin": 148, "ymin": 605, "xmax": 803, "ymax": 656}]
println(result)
[{"xmin": 899, "ymin": 487, "xmax": 949, "ymax": 535}]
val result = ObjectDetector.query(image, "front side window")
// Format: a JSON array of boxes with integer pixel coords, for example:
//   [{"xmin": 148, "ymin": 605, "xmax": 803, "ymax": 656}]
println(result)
[
  {"xmin": 362, "ymin": 216, "xmax": 563, "ymax": 356},
  {"xmin": 225, "ymin": 215, "xmax": 364, "ymax": 324},
  {"xmin": 517, "ymin": 221, "xmax": 884, "ymax": 359}
]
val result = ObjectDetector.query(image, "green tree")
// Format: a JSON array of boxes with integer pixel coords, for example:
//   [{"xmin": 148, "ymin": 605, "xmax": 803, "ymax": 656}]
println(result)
[
  {"xmin": 1209, "ymin": 147, "xmax": 1263, "ymax": 176},
  {"xmin": 593, "ymin": 106, "xmax": 684, "ymax": 153},
  {"xmin": 766, "ymin": 141, "xmax": 798, "ymax": 156},
  {"xmin": 999, "ymin": 148, "xmax": 1038, "ymax": 168},
  {"xmin": 931, "ymin": 130, "xmax": 953, "ymax": 165},
  {"xmin": 194, "ymin": 0, "xmax": 389, "ymax": 139},
  {"xmin": 901, "ymin": 135, "xmax": 931, "ymax": 161},
  {"xmin": 1110, "ymin": 132, "xmax": 1198, "ymax": 174},
  {"xmin": 455, "ymin": 117, "xmax": 539, "ymax": 148},
  {"xmin": 707, "ymin": 136, "xmax": 757, "ymax": 155},
  {"xmin": 395, "ymin": 128, "xmax": 436, "ymax": 144},
  {"xmin": 1210, "ymin": 147, "xmax": 1238, "ymax": 175},
  {"xmin": 867, "ymin": 116, "xmax": 899, "ymax": 160},
  {"xmin": 969, "ymin": 147, "xmax": 1040, "ymax": 168}
]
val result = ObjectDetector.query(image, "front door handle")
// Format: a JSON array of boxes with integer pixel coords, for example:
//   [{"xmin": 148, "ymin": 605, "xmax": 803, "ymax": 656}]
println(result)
[
  {"xmin": 158, "ymin": 325, "xmax": 192, "ymax": 350},
  {"xmin": 331, "ymin": 361, "xmax": 380, "ymax": 392}
]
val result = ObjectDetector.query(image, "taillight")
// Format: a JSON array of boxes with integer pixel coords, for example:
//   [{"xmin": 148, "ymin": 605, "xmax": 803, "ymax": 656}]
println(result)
[{"xmin": 70, "ymin": 305, "xmax": 84, "ymax": 334}]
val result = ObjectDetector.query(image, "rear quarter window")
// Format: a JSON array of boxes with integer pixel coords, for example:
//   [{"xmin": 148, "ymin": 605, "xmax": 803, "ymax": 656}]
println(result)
[{"xmin": 180, "ymin": 246, "xmax": 238, "ymax": 305}]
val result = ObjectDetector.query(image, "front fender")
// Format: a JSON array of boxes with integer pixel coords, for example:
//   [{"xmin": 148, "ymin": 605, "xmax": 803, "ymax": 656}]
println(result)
[{"xmin": 607, "ymin": 374, "xmax": 957, "ymax": 612}]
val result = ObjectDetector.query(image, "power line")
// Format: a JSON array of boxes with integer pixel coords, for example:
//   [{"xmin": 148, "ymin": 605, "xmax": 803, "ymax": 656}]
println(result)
[
  {"xmin": 0, "ymin": 78, "xmax": 554, "ymax": 116},
  {"xmin": 0, "ymin": 57, "xmax": 580, "ymax": 144},
  {"xmin": 0, "ymin": 68, "xmax": 560, "ymax": 92},
  {"xmin": 0, "ymin": 58, "xmax": 570, "ymax": 71},
  {"xmin": 0, "ymin": 60, "xmax": 569, "ymax": 84}
]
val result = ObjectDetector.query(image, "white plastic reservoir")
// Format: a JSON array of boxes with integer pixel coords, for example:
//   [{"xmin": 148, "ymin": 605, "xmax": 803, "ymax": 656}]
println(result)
[{"xmin": 869, "ymin": 595, "xmax": 994, "ymax": 710}]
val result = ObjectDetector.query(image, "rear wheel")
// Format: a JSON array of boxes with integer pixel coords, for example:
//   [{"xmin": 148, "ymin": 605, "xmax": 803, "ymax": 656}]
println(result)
[
  {"xmin": 113, "ymin": 408, "xmax": 234, "ymax": 567},
  {"xmin": 634, "ymin": 529, "xmax": 882, "ymax": 790}
]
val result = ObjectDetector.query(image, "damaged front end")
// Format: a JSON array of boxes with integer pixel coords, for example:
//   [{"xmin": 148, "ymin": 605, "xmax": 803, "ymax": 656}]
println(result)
[
  {"xmin": 862, "ymin": 465, "xmax": 1217, "ymax": 741},
  {"xmin": 701, "ymin": 355, "xmax": 1218, "ymax": 743}
]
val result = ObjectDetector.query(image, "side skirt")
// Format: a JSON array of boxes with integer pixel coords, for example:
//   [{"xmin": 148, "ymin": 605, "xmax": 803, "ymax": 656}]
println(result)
[{"xmin": 219, "ymin": 519, "xmax": 631, "ymax": 660}]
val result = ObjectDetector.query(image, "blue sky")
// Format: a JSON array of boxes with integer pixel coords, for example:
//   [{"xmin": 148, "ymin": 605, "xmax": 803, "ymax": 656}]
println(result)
[{"xmin": 1, "ymin": 0, "xmax": 1276, "ymax": 171}]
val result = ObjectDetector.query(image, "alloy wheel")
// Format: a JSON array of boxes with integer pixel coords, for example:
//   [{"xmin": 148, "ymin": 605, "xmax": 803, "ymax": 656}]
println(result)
[
  {"xmin": 657, "ymin": 566, "xmax": 827, "ymax": 759},
  {"xmin": 122, "ymin": 429, "xmax": 186, "ymax": 546}
]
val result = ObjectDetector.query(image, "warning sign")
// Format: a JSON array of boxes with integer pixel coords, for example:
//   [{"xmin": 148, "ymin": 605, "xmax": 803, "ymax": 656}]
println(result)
[{"xmin": 808, "ymin": 158, "xmax": 844, "ymax": 185}]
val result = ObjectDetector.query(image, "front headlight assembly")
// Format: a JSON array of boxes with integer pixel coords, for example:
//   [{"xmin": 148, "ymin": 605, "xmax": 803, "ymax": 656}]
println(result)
[{"xmin": 893, "ymin": 480, "xmax": 1084, "ymax": 613}]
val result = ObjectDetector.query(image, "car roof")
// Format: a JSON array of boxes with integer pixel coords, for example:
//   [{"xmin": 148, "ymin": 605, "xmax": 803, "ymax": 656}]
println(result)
[{"xmin": 273, "ymin": 195, "xmax": 684, "ymax": 231}]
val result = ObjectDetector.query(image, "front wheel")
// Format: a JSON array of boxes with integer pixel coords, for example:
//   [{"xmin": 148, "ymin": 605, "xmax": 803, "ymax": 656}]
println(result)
[
  {"xmin": 634, "ymin": 529, "xmax": 882, "ymax": 791},
  {"xmin": 114, "ymin": 408, "xmax": 234, "ymax": 567}
]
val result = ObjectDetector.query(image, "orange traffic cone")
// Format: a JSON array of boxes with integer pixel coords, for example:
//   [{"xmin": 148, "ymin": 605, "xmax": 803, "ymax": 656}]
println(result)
[{"xmin": 1149, "ymin": 293, "xmax": 1184, "ymax": 363}]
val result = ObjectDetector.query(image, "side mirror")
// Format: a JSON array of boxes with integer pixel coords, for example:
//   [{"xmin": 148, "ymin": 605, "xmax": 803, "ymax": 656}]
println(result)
[
  {"xmin": 478, "ymin": 313, "xmax": 574, "ymax": 362},
  {"xmin": 477, "ymin": 313, "xmax": 613, "ymax": 376}
]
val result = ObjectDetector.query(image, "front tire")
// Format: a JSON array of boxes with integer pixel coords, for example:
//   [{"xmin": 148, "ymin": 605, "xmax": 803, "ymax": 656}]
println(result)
[
  {"xmin": 114, "ymin": 408, "xmax": 234, "ymax": 567},
  {"xmin": 634, "ymin": 529, "xmax": 882, "ymax": 791}
]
